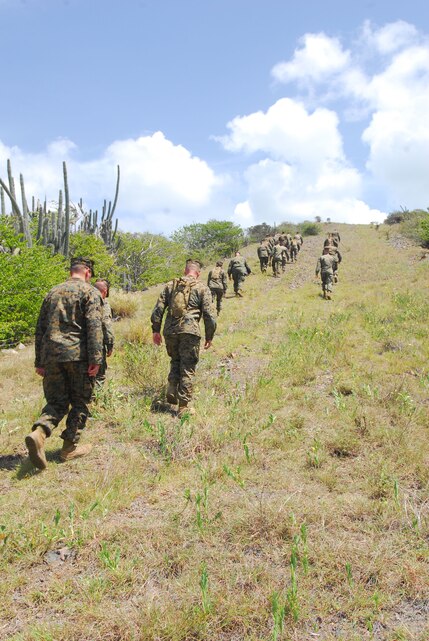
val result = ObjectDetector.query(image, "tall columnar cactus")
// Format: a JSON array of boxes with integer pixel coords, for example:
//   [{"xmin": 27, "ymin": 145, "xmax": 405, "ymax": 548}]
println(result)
[{"xmin": 1, "ymin": 160, "xmax": 120, "ymax": 254}]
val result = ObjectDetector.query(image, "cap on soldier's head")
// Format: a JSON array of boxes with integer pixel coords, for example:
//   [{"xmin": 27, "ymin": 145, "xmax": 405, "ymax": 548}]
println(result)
[
  {"xmin": 70, "ymin": 257, "xmax": 94, "ymax": 276},
  {"xmin": 216, "ymin": 260, "xmax": 223, "ymax": 266},
  {"xmin": 186, "ymin": 258, "xmax": 202, "ymax": 271}
]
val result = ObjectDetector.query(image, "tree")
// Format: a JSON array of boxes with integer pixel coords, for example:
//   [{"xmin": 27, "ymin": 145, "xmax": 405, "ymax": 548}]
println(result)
[
  {"xmin": 315, "ymin": 216, "xmax": 322, "ymax": 223},
  {"xmin": 246, "ymin": 222, "xmax": 275, "ymax": 242},
  {"xmin": 69, "ymin": 232, "xmax": 118, "ymax": 285},
  {"xmin": 172, "ymin": 220, "xmax": 244, "ymax": 259}
]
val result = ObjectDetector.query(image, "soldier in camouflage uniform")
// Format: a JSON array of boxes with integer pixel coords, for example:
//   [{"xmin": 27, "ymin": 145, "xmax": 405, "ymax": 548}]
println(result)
[
  {"xmin": 151, "ymin": 259, "xmax": 216, "ymax": 417},
  {"xmin": 315, "ymin": 247, "xmax": 338, "ymax": 299},
  {"xmin": 93, "ymin": 279, "xmax": 115, "ymax": 386},
  {"xmin": 25, "ymin": 258, "xmax": 103, "ymax": 470},
  {"xmin": 290, "ymin": 238, "xmax": 298, "ymax": 262},
  {"xmin": 227, "ymin": 251, "xmax": 251, "ymax": 297},
  {"xmin": 257, "ymin": 241, "xmax": 270, "ymax": 272},
  {"xmin": 271, "ymin": 241, "xmax": 287, "ymax": 277},
  {"xmin": 207, "ymin": 260, "xmax": 228, "ymax": 314},
  {"xmin": 328, "ymin": 246, "xmax": 342, "ymax": 283},
  {"xmin": 294, "ymin": 232, "xmax": 303, "ymax": 252}
]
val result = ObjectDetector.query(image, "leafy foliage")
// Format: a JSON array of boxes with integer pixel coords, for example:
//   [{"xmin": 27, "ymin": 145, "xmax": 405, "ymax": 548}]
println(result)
[
  {"xmin": 116, "ymin": 232, "xmax": 188, "ymax": 289},
  {"xmin": 0, "ymin": 218, "xmax": 66, "ymax": 345},
  {"xmin": 246, "ymin": 222, "xmax": 275, "ymax": 242},
  {"xmin": 172, "ymin": 220, "xmax": 244, "ymax": 260},
  {"xmin": 69, "ymin": 232, "xmax": 118, "ymax": 285}
]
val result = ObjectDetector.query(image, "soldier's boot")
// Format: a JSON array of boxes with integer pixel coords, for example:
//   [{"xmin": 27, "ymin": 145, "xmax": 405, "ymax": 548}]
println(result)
[
  {"xmin": 166, "ymin": 381, "xmax": 178, "ymax": 404},
  {"xmin": 236, "ymin": 290, "xmax": 243, "ymax": 298},
  {"xmin": 177, "ymin": 402, "xmax": 195, "ymax": 418},
  {"xmin": 326, "ymin": 292, "xmax": 332, "ymax": 300},
  {"xmin": 323, "ymin": 290, "xmax": 327, "ymax": 299},
  {"xmin": 334, "ymin": 273, "xmax": 338, "ymax": 283},
  {"xmin": 60, "ymin": 439, "xmax": 92, "ymax": 462},
  {"xmin": 25, "ymin": 427, "xmax": 47, "ymax": 470}
]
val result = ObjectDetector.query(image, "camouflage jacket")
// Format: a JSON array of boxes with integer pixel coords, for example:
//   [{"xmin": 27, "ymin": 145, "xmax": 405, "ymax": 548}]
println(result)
[
  {"xmin": 35, "ymin": 277, "xmax": 103, "ymax": 367},
  {"xmin": 257, "ymin": 244, "xmax": 270, "ymax": 258},
  {"xmin": 316, "ymin": 254, "xmax": 338, "ymax": 275},
  {"xmin": 227, "ymin": 256, "xmax": 251, "ymax": 276},
  {"xmin": 151, "ymin": 276, "xmax": 217, "ymax": 340},
  {"xmin": 102, "ymin": 299, "xmax": 114, "ymax": 352},
  {"xmin": 207, "ymin": 267, "xmax": 228, "ymax": 292},
  {"xmin": 271, "ymin": 244, "xmax": 287, "ymax": 260}
]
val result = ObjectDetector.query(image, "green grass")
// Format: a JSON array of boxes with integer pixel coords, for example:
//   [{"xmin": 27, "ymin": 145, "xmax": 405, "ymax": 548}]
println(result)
[{"xmin": 1, "ymin": 223, "xmax": 429, "ymax": 640}]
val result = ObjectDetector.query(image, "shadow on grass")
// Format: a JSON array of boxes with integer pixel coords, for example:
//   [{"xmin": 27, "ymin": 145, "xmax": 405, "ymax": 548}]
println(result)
[{"xmin": 15, "ymin": 448, "xmax": 62, "ymax": 479}]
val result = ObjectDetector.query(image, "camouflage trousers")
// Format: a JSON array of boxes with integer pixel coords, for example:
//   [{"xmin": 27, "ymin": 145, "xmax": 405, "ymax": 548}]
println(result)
[
  {"xmin": 259, "ymin": 257, "xmax": 268, "ymax": 272},
  {"xmin": 231, "ymin": 272, "xmax": 246, "ymax": 293},
  {"xmin": 95, "ymin": 352, "xmax": 108, "ymax": 388},
  {"xmin": 164, "ymin": 333, "xmax": 201, "ymax": 404},
  {"xmin": 321, "ymin": 272, "xmax": 334, "ymax": 293},
  {"xmin": 210, "ymin": 288, "xmax": 225, "ymax": 314},
  {"xmin": 272, "ymin": 258, "xmax": 282, "ymax": 277},
  {"xmin": 33, "ymin": 361, "xmax": 95, "ymax": 443},
  {"xmin": 290, "ymin": 246, "xmax": 297, "ymax": 261}
]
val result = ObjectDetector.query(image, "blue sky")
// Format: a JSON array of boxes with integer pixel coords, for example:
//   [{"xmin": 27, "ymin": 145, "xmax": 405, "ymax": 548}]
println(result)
[{"xmin": 1, "ymin": 0, "xmax": 429, "ymax": 232}]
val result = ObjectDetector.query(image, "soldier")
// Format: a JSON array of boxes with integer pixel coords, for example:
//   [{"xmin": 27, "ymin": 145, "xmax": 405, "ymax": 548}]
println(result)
[
  {"xmin": 257, "ymin": 241, "xmax": 270, "ymax": 272},
  {"xmin": 207, "ymin": 260, "xmax": 227, "ymax": 314},
  {"xmin": 332, "ymin": 230, "xmax": 341, "ymax": 243},
  {"xmin": 25, "ymin": 257, "xmax": 103, "ymax": 470},
  {"xmin": 227, "ymin": 251, "xmax": 251, "ymax": 297},
  {"xmin": 328, "ymin": 246, "xmax": 342, "ymax": 283},
  {"xmin": 271, "ymin": 241, "xmax": 287, "ymax": 277},
  {"xmin": 290, "ymin": 237, "xmax": 298, "ymax": 262},
  {"xmin": 315, "ymin": 247, "xmax": 338, "ymax": 299},
  {"xmin": 294, "ymin": 231, "xmax": 303, "ymax": 251},
  {"xmin": 151, "ymin": 258, "xmax": 216, "ymax": 417},
  {"xmin": 93, "ymin": 279, "xmax": 114, "ymax": 386},
  {"xmin": 324, "ymin": 233, "xmax": 338, "ymax": 248}
]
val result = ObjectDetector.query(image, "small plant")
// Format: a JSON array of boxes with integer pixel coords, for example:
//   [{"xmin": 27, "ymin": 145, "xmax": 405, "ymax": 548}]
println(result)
[
  {"xmin": 286, "ymin": 548, "xmax": 299, "ymax": 622},
  {"xmin": 223, "ymin": 463, "xmax": 244, "ymax": 488},
  {"xmin": 199, "ymin": 563, "xmax": 211, "ymax": 614},
  {"xmin": 300, "ymin": 523, "xmax": 309, "ymax": 575},
  {"xmin": 345, "ymin": 562, "xmax": 354, "ymax": 588},
  {"xmin": 271, "ymin": 591, "xmax": 286, "ymax": 641},
  {"xmin": 99, "ymin": 542, "xmax": 120, "ymax": 570},
  {"xmin": 242, "ymin": 432, "xmax": 252, "ymax": 463},
  {"xmin": 307, "ymin": 439, "xmax": 322, "ymax": 468}
]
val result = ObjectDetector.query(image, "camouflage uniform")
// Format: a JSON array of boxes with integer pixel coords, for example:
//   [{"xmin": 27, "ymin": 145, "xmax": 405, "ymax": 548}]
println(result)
[
  {"xmin": 33, "ymin": 278, "xmax": 103, "ymax": 443},
  {"xmin": 227, "ymin": 256, "xmax": 251, "ymax": 295},
  {"xmin": 294, "ymin": 233, "xmax": 303, "ymax": 251},
  {"xmin": 271, "ymin": 243, "xmax": 287, "ymax": 277},
  {"xmin": 257, "ymin": 242, "xmax": 270, "ymax": 272},
  {"xmin": 207, "ymin": 265, "xmax": 228, "ymax": 314},
  {"xmin": 315, "ymin": 253, "xmax": 338, "ymax": 297},
  {"xmin": 95, "ymin": 298, "xmax": 114, "ymax": 385},
  {"xmin": 151, "ymin": 276, "xmax": 216, "ymax": 404},
  {"xmin": 290, "ymin": 239, "xmax": 298, "ymax": 262},
  {"xmin": 328, "ymin": 246, "xmax": 342, "ymax": 282}
]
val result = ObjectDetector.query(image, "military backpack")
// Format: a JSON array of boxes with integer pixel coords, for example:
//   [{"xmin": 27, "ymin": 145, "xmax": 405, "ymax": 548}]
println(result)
[{"xmin": 170, "ymin": 277, "xmax": 196, "ymax": 319}]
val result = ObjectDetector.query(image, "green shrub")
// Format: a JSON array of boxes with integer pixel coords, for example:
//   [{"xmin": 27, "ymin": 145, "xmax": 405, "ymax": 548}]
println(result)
[
  {"xmin": 69, "ymin": 232, "xmax": 119, "ymax": 285},
  {"xmin": 0, "ymin": 219, "xmax": 66, "ymax": 344},
  {"xmin": 299, "ymin": 222, "xmax": 320, "ymax": 236}
]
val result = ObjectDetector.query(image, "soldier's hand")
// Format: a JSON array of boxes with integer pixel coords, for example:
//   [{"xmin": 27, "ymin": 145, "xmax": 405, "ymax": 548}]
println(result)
[
  {"xmin": 107, "ymin": 350, "xmax": 113, "ymax": 357},
  {"xmin": 88, "ymin": 364, "xmax": 100, "ymax": 377},
  {"xmin": 35, "ymin": 367, "xmax": 45, "ymax": 377},
  {"xmin": 204, "ymin": 340, "xmax": 212, "ymax": 350},
  {"xmin": 153, "ymin": 332, "xmax": 162, "ymax": 346}
]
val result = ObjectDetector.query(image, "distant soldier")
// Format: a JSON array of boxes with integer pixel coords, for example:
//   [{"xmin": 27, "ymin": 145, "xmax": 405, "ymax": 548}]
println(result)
[
  {"xmin": 316, "ymin": 247, "xmax": 338, "ymax": 299},
  {"xmin": 25, "ymin": 257, "xmax": 103, "ymax": 470},
  {"xmin": 290, "ymin": 238, "xmax": 298, "ymax": 262},
  {"xmin": 280, "ymin": 238, "xmax": 290, "ymax": 270},
  {"xmin": 93, "ymin": 279, "xmax": 114, "ymax": 386},
  {"xmin": 294, "ymin": 231, "xmax": 303, "ymax": 251},
  {"xmin": 227, "ymin": 251, "xmax": 251, "ymax": 297},
  {"xmin": 151, "ymin": 259, "xmax": 216, "ymax": 417},
  {"xmin": 324, "ymin": 233, "xmax": 338, "ymax": 248},
  {"xmin": 271, "ymin": 241, "xmax": 287, "ymax": 277},
  {"xmin": 328, "ymin": 246, "xmax": 342, "ymax": 283},
  {"xmin": 332, "ymin": 230, "xmax": 341, "ymax": 243},
  {"xmin": 257, "ymin": 241, "xmax": 270, "ymax": 272},
  {"xmin": 207, "ymin": 260, "xmax": 228, "ymax": 314}
]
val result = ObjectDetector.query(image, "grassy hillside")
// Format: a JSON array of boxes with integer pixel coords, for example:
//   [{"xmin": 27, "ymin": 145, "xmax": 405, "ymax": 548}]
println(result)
[{"xmin": 1, "ymin": 224, "xmax": 428, "ymax": 641}]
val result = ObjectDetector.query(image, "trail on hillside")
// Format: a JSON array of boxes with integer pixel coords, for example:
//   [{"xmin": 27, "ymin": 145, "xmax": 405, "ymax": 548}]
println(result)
[{"xmin": 1, "ymin": 225, "xmax": 429, "ymax": 641}]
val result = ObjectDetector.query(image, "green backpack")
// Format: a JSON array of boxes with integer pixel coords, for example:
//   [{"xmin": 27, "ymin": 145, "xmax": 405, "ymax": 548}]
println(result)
[{"xmin": 170, "ymin": 277, "xmax": 196, "ymax": 319}]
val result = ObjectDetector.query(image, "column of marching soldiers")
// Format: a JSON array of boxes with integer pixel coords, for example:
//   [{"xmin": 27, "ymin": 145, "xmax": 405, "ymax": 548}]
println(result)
[{"xmin": 23, "ymin": 231, "xmax": 342, "ymax": 471}]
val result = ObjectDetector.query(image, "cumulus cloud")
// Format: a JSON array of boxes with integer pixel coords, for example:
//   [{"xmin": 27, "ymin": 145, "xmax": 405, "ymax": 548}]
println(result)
[
  {"xmin": 362, "ymin": 20, "xmax": 419, "ymax": 55},
  {"xmin": 0, "ymin": 132, "xmax": 222, "ymax": 233},
  {"xmin": 272, "ymin": 33, "xmax": 350, "ymax": 84}
]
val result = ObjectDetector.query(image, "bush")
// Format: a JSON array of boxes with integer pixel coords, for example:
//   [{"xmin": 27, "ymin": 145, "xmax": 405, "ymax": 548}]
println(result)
[
  {"xmin": 0, "ymin": 218, "xmax": 66, "ymax": 345},
  {"xmin": 384, "ymin": 209, "xmax": 409, "ymax": 225},
  {"xmin": 299, "ymin": 222, "xmax": 321, "ymax": 236},
  {"xmin": 172, "ymin": 220, "xmax": 244, "ymax": 259},
  {"xmin": 69, "ymin": 232, "xmax": 119, "ymax": 285},
  {"xmin": 109, "ymin": 291, "xmax": 139, "ymax": 318}
]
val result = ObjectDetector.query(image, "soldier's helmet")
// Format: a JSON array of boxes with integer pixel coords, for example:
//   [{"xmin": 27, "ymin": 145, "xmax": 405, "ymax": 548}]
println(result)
[{"xmin": 70, "ymin": 257, "xmax": 95, "ymax": 276}]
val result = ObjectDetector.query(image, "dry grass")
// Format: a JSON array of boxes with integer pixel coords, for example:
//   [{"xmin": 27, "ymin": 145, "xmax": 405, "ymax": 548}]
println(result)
[{"xmin": 1, "ymin": 224, "xmax": 429, "ymax": 641}]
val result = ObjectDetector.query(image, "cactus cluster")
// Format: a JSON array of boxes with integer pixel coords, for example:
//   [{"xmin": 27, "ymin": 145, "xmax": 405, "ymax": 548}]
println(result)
[{"xmin": 0, "ymin": 160, "xmax": 120, "ymax": 257}]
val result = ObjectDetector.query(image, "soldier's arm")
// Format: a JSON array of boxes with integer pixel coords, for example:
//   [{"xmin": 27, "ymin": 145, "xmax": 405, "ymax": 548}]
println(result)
[
  {"xmin": 245, "ymin": 260, "xmax": 251, "ymax": 274},
  {"xmin": 222, "ymin": 271, "xmax": 228, "ymax": 291},
  {"xmin": 337, "ymin": 250, "xmax": 342, "ymax": 263},
  {"xmin": 315, "ymin": 258, "xmax": 321, "ymax": 275},
  {"xmin": 207, "ymin": 271, "xmax": 211, "ymax": 287},
  {"xmin": 34, "ymin": 297, "xmax": 49, "ymax": 368},
  {"xmin": 103, "ymin": 302, "xmax": 115, "ymax": 353},
  {"xmin": 85, "ymin": 290, "xmax": 104, "ymax": 366},
  {"xmin": 151, "ymin": 284, "xmax": 169, "ymax": 334},
  {"xmin": 201, "ymin": 286, "xmax": 217, "ymax": 342}
]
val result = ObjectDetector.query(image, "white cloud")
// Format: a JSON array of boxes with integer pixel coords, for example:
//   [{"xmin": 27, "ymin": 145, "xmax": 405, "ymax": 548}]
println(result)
[
  {"xmin": 362, "ymin": 20, "xmax": 419, "ymax": 55},
  {"xmin": 272, "ymin": 33, "xmax": 350, "ymax": 84},
  {"xmin": 0, "ymin": 132, "xmax": 222, "ymax": 233}
]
